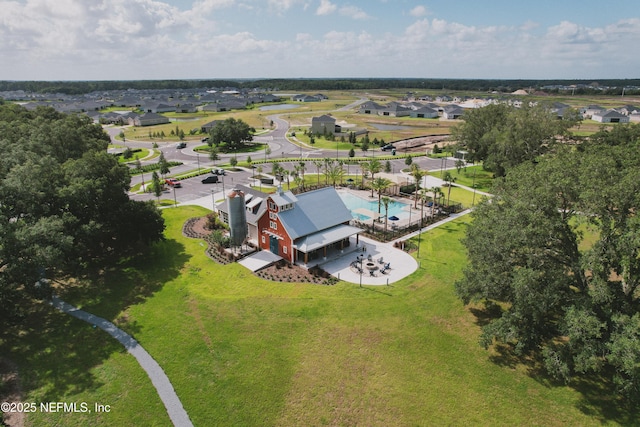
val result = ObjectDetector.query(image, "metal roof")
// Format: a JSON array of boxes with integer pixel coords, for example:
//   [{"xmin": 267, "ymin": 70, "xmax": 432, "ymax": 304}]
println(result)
[
  {"xmin": 294, "ymin": 224, "xmax": 362, "ymax": 253},
  {"xmin": 277, "ymin": 187, "xmax": 354, "ymax": 240}
]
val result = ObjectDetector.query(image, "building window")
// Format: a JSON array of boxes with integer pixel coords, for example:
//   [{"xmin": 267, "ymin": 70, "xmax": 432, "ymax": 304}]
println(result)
[
  {"xmin": 261, "ymin": 236, "xmax": 265, "ymax": 244},
  {"xmin": 270, "ymin": 221, "xmax": 277, "ymax": 230},
  {"xmin": 269, "ymin": 212, "xmax": 277, "ymax": 220},
  {"xmin": 283, "ymin": 246, "xmax": 288, "ymax": 254}
]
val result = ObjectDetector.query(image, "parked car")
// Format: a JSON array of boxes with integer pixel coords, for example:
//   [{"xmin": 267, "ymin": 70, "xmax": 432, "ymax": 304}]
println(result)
[
  {"xmin": 201, "ymin": 137, "xmax": 209, "ymax": 143},
  {"xmin": 176, "ymin": 142, "xmax": 187, "ymax": 149},
  {"xmin": 201, "ymin": 175, "xmax": 219, "ymax": 184},
  {"xmin": 212, "ymin": 168, "xmax": 226, "ymax": 176},
  {"xmin": 165, "ymin": 178, "xmax": 181, "ymax": 188},
  {"xmin": 381, "ymin": 144, "xmax": 395, "ymax": 151}
]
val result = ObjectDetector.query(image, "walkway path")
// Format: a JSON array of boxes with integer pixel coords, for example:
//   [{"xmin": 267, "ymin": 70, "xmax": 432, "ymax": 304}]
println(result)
[{"xmin": 50, "ymin": 296, "xmax": 193, "ymax": 427}]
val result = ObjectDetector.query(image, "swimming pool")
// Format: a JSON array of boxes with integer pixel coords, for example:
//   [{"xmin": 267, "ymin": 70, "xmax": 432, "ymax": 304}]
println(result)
[{"xmin": 339, "ymin": 191, "xmax": 410, "ymax": 221}]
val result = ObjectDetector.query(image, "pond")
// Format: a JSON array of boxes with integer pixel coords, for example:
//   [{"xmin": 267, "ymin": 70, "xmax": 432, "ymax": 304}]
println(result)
[
  {"xmin": 369, "ymin": 123, "xmax": 413, "ymax": 131},
  {"xmin": 258, "ymin": 104, "xmax": 301, "ymax": 111},
  {"xmin": 168, "ymin": 117, "xmax": 201, "ymax": 122}
]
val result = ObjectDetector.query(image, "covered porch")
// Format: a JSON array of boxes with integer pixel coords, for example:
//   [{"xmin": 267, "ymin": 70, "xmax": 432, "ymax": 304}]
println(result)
[{"xmin": 294, "ymin": 224, "xmax": 362, "ymax": 267}]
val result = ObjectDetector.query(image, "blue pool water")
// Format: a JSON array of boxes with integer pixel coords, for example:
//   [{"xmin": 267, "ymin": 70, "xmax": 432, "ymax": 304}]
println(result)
[{"xmin": 339, "ymin": 192, "xmax": 410, "ymax": 221}]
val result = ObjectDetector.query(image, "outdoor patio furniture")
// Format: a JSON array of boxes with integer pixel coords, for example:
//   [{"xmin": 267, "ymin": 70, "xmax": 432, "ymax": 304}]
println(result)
[
  {"xmin": 381, "ymin": 265, "xmax": 389, "ymax": 274},
  {"xmin": 384, "ymin": 262, "xmax": 391, "ymax": 270},
  {"xmin": 369, "ymin": 270, "xmax": 376, "ymax": 277},
  {"xmin": 377, "ymin": 257, "xmax": 384, "ymax": 264},
  {"xmin": 367, "ymin": 254, "xmax": 372, "ymax": 261}
]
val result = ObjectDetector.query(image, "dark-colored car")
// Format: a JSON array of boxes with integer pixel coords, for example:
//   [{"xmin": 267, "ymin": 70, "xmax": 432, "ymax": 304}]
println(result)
[
  {"xmin": 381, "ymin": 144, "xmax": 395, "ymax": 151},
  {"xmin": 201, "ymin": 175, "xmax": 219, "ymax": 184},
  {"xmin": 176, "ymin": 142, "xmax": 187, "ymax": 149},
  {"xmin": 165, "ymin": 178, "xmax": 181, "ymax": 188}
]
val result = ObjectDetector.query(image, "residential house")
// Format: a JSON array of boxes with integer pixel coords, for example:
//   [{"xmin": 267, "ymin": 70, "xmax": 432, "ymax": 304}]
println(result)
[
  {"xmin": 175, "ymin": 103, "xmax": 197, "ymax": 113},
  {"xmin": 410, "ymin": 105, "xmax": 439, "ymax": 119},
  {"xmin": 311, "ymin": 115, "xmax": 340, "ymax": 135},
  {"xmin": 130, "ymin": 112, "xmax": 170, "ymax": 127},
  {"xmin": 378, "ymin": 102, "xmax": 411, "ymax": 117},
  {"xmin": 592, "ymin": 110, "xmax": 630, "ymax": 123},
  {"xmin": 550, "ymin": 102, "xmax": 571, "ymax": 119},
  {"xmin": 581, "ymin": 105, "xmax": 605, "ymax": 119},
  {"xmin": 358, "ymin": 101, "xmax": 384, "ymax": 115},
  {"xmin": 142, "ymin": 102, "xmax": 176, "ymax": 113},
  {"xmin": 201, "ymin": 120, "xmax": 221, "ymax": 134},
  {"xmin": 291, "ymin": 94, "xmax": 321, "ymax": 102},
  {"xmin": 617, "ymin": 105, "xmax": 640, "ymax": 116},
  {"xmin": 442, "ymin": 105, "xmax": 465, "ymax": 120},
  {"xmin": 256, "ymin": 186, "xmax": 361, "ymax": 264}
]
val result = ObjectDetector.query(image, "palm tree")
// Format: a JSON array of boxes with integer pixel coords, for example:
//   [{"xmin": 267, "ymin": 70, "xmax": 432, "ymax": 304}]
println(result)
[
  {"xmin": 360, "ymin": 161, "xmax": 369, "ymax": 187},
  {"xmin": 323, "ymin": 158, "xmax": 333, "ymax": 185},
  {"xmin": 381, "ymin": 196, "xmax": 391, "ymax": 238},
  {"xmin": 367, "ymin": 158, "xmax": 382, "ymax": 197},
  {"xmin": 293, "ymin": 164, "xmax": 304, "ymax": 191},
  {"xmin": 324, "ymin": 162, "xmax": 344, "ymax": 187},
  {"xmin": 430, "ymin": 186, "xmax": 443, "ymax": 219},
  {"xmin": 313, "ymin": 160, "xmax": 323, "ymax": 187},
  {"xmin": 410, "ymin": 164, "xmax": 425, "ymax": 208},
  {"xmin": 443, "ymin": 171, "xmax": 456, "ymax": 207},
  {"xmin": 272, "ymin": 162, "xmax": 284, "ymax": 185},
  {"xmin": 291, "ymin": 169, "xmax": 303, "ymax": 191},
  {"xmin": 371, "ymin": 177, "xmax": 392, "ymax": 214}
]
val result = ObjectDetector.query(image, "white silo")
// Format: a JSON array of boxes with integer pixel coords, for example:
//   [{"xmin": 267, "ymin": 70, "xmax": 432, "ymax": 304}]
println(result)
[{"xmin": 227, "ymin": 188, "xmax": 248, "ymax": 247}]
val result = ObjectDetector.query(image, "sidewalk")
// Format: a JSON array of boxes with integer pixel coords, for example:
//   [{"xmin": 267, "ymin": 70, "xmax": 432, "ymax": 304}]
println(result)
[{"xmin": 50, "ymin": 297, "xmax": 193, "ymax": 427}]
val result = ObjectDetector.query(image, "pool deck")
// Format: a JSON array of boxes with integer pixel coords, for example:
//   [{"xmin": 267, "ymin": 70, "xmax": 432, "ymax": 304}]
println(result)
[
  {"xmin": 314, "ymin": 235, "xmax": 419, "ymax": 286},
  {"xmin": 297, "ymin": 188, "xmax": 423, "ymax": 286}
]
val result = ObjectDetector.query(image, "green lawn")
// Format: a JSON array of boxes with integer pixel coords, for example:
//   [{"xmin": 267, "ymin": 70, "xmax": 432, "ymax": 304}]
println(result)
[
  {"xmin": 8, "ymin": 205, "xmax": 630, "ymax": 426},
  {"xmin": 430, "ymin": 165, "xmax": 495, "ymax": 193}
]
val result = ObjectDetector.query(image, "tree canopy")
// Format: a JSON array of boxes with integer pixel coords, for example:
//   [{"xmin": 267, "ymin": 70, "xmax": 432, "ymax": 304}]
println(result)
[
  {"xmin": 456, "ymin": 125, "xmax": 640, "ymax": 403},
  {"xmin": 451, "ymin": 103, "xmax": 580, "ymax": 176},
  {"xmin": 208, "ymin": 118, "xmax": 255, "ymax": 152},
  {"xmin": 0, "ymin": 105, "xmax": 164, "ymax": 320}
]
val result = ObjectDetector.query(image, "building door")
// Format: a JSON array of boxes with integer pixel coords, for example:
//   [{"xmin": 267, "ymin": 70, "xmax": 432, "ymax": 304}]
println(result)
[{"xmin": 270, "ymin": 236, "xmax": 279, "ymax": 256}]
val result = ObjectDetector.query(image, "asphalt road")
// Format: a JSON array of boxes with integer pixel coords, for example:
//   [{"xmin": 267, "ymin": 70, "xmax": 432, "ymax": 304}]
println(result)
[{"xmin": 106, "ymin": 105, "xmax": 453, "ymax": 205}]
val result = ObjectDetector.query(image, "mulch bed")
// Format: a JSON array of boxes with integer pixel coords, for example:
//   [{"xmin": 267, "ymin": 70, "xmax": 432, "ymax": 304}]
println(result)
[{"xmin": 182, "ymin": 217, "xmax": 334, "ymax": 284}]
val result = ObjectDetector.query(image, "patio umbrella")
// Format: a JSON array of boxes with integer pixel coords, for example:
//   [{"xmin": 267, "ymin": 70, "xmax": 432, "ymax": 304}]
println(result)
[{"xmin": 388, "ymin": 215, "xmax": 400, "ymax": 221}]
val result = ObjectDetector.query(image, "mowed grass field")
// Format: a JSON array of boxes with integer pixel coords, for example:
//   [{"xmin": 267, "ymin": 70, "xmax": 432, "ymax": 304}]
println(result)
[{"xmin": 17, "ymin": 206, "xmax": 629, "ymax": 426}]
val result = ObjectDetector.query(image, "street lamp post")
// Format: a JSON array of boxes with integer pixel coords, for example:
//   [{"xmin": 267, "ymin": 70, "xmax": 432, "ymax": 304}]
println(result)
[
  {"xmin": 417, "ymin": 189, "xmax": 425, "ymax": 258},
  {"xmin": 472, "ymin": 167, "xmax": 477, "ymax": 206},
  {"xmin": 211, "ymin": 189, "xmax": 215, "ymax": 211},
  {"xmin": 173, "ymin": 186, "xmax": 177, "ymax": 208},
  {"xmin": 196, "ymin": 152, "xmax": 200, "ymax": 174}
]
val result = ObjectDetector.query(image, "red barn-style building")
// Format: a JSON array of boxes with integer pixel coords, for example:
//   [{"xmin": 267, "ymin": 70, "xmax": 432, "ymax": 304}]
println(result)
[{"xmin": 256, "ymin": 186, "xmax": 361, "ymax": 264}]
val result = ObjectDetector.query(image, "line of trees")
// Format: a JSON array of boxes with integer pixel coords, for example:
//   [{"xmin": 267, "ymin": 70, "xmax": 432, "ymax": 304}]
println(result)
[{"xmin": 2, "ymin": 78, "xmax": 639, "ymax": 95}]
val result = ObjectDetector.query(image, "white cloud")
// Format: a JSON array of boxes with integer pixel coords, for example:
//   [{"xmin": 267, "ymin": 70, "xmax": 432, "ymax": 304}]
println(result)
[
  {"xmin": 316, "ymin": 0, "xmax": 336, "ymax": 16},
  {"xmin": 0, "ymin": 1, "xmax": 638, "ymax": 80},
  {"xmin": 410, "ymin": 5, "xmax": 428, "ymax": 18},
  {"xmin": 339, "ymin": 6, "xmax": 371, "ymax": 20},
  {"xmin": 268, "ymin": 0, "xmax": 303, "ymax": 13}
]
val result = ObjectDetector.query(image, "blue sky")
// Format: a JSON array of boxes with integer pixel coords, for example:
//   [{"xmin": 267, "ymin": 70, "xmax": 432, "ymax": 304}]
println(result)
[{"xmin": 0, "ymin": 0, "xmax": 638, "ymax": 81}]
